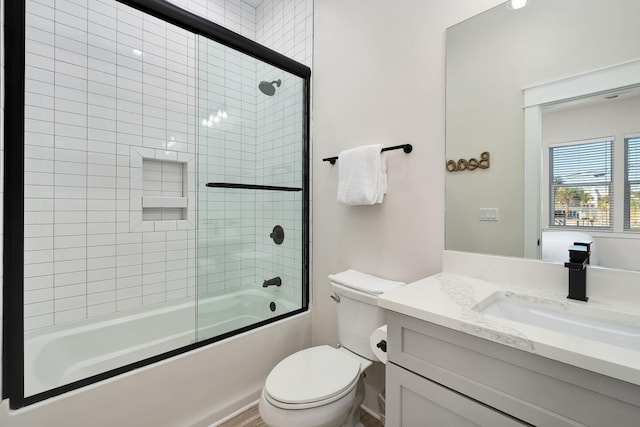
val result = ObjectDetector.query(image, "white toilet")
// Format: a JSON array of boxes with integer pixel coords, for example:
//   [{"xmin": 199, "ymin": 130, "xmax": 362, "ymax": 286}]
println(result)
[{"xmin": 259, "ymin": 270, "xmax": 404, "ymax": 427}]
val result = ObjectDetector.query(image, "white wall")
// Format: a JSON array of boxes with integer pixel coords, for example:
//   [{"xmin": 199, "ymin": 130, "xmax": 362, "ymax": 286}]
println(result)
[{"xmin": 311, "ymin": 0, "xmax": 504, "ymax": 415}]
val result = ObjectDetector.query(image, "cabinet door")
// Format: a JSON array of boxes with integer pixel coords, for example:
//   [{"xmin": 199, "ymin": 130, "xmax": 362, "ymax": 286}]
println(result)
[{"xmin": 386, "ymin": 364, "xmax": 529, "ymax": 427}]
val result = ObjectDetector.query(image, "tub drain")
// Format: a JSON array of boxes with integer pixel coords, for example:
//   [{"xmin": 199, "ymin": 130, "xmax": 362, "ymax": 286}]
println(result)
[{"xmin": 269, "ymin": 302, "xmax": 276, "ymax": 312}]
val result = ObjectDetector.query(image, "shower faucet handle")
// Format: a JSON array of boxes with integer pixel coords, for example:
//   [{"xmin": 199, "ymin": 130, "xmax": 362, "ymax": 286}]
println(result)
[{"xmin": 270, "ymin": 225, "xmax": 284, "ymax": 245}]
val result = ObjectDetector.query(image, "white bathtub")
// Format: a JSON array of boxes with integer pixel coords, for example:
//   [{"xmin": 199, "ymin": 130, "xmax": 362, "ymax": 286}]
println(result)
[{"xmin": 24, "ymin": 289, "xmax": 299, "ymax": 397}]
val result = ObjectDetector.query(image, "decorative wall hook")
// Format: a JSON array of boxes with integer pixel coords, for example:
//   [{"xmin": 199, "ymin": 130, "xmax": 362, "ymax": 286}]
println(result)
[{"xmin": 446, "ymin": 151, "xmax": 490, "ymax": 172}]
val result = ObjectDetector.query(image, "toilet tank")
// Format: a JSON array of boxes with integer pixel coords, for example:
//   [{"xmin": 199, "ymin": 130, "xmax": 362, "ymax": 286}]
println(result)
[{"xmin": 330, "ymin": 282, "xmax": 387, "ymax": 361}]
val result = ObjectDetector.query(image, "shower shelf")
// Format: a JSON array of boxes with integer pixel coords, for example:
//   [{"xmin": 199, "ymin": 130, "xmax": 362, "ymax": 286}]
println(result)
[
  {"xmin": 142, "ymin": 196, "xmax": 188, "ymax": 208},
  {"xmin": 206, "ymin": 183, "xmax": 302, "ymax": 192}
]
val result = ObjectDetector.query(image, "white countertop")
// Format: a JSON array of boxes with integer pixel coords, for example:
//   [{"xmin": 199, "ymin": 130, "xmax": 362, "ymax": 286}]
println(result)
[{"xmin": 378, "ymin": 272, "xmax": 640, "ymax": 387}]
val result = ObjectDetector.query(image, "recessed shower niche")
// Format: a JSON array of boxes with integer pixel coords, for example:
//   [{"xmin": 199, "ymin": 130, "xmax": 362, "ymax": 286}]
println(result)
[
  {"xmin": 143, "ymin": 159, "xmax": 186, "ymax": 219},
  {"xmin": 130, "ymin": 147, "xmax": 196, "ymax": 232}
]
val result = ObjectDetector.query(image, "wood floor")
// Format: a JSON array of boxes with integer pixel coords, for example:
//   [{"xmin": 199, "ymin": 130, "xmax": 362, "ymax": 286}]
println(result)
[{"xmin": 218, "ymin": 405, "xmax": 383, "ymax": 427}]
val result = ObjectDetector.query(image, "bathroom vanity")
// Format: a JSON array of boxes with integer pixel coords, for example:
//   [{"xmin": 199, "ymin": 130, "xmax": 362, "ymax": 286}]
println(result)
[{"xmin": 378, "ymin": 254, "xmax": 640, "ymax": 426}]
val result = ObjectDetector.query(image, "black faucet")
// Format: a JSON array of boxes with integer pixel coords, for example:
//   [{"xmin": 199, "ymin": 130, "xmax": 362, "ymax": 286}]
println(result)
[
  {"xmin": 564, "ymin": 240, "xmax": 592, "ymax": 302},
  {"xmin": 262, "ymin": 277, "xmax": 282, "ymax": 288}
]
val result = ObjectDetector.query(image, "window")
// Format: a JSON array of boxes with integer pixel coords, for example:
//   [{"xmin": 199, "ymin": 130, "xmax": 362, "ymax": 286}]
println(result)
[
  {"xmin": 625, "ymin": 135, "xmax": 640, "ymax": 231},
  {"xmin": 549, "ymin": 139, "xmax": 613, "ymax": 228}
]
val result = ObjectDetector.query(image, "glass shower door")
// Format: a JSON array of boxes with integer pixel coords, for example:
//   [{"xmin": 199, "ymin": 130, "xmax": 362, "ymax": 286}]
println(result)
[{"xmin": 195, "ymin": 36, "xmax": 307, "ymax": 341}]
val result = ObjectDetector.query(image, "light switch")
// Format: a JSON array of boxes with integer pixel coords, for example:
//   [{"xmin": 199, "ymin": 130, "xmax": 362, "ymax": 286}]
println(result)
[{"xmin": 478, "ymin": 208, "xmax": 499, "ymax": 221}]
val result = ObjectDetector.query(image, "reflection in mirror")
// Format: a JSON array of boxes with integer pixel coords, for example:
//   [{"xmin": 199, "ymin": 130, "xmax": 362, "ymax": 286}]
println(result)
[
  {"xmin": 540, "ymin": 89, "xmax": 640, "ymax": 270},
  {"xmin": 445, "ymin": 0, "xmax": 640, "ymax": 270}
]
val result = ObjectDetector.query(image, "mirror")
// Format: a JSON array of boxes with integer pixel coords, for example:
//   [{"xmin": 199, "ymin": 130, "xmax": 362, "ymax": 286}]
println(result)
[{"xmin": 445, "ymin": 0, "xmax": 640, "ymax": 270}]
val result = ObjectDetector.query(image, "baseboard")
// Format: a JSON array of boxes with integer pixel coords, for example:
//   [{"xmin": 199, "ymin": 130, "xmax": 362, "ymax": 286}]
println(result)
[
  {"xmin": 195, "ymin": 398, "xmax": 381, "ymax": 426},
  {"xmin": 209, "ymin": 399, "xmax": 260, "ymax": 427},
  {"xmin": 189, "ymin": 397, "xmax": 260, "ymax": 427}
]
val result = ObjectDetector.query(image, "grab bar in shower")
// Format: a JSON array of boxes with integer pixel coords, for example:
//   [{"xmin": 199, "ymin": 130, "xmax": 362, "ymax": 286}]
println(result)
[
  {"xmin": 322, "ymin": 143, "xmax": 413, "ymax": 165},
  {"xmin": 263, "ymin": 277, "xmax": 282, "ymax": 288},
  {"xmin": 206, "ymin": 183, "xmax": 302, "ymax": 192}
]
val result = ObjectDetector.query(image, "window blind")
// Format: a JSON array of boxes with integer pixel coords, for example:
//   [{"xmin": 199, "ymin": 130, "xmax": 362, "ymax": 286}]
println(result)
[
  {"xmin": 625, "ymin": 136, "xmax": 640, "ymax": 230},
  {"xmin": 549, "ymin": 140, "xmax": 613, "ymax": 228}
]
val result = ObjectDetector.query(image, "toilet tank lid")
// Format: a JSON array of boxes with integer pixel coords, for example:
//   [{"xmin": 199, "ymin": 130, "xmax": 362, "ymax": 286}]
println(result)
[{"xmin": 328, "ymin": 269, "xmax": 405, "ymax": 295}]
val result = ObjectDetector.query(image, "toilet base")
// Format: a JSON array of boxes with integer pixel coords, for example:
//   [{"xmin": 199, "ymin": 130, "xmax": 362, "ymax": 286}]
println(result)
[{"xmin": 344, "ymin": 374, "xmax": 366, "ymax": 427}]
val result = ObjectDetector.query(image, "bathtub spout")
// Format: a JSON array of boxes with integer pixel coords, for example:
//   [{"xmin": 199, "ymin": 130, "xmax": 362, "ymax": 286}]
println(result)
[{"xmin": 263, "ymin": 277, "xmax": 282, "ymax": 288}]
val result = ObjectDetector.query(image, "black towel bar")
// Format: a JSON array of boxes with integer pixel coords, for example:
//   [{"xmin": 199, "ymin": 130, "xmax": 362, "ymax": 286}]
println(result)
[
  {"xmin": 322, "ymin": 144, "xmax": 413, "ymax": 165},
  {"xmin": 206, "ymin": 183, "xmax": 302, "ymax": 191}
]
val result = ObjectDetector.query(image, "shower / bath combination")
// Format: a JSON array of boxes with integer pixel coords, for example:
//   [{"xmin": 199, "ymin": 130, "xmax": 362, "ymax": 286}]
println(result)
[
  {"xmin": 6, "ymin": 0, "xmax": 311, "ymax": 411},
  {"xmin": 259, "ymin": 79, "xmax": 281, "ymax": 96}
]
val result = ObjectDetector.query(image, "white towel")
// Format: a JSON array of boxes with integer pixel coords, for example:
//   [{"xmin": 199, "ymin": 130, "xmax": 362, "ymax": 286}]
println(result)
[
  {"xmin": 337, "ymin": 144, "xmax": 387, "ymax": 205},
  {"xmin": 328, "ymin": 269, "xmax": 405, "ymax": 295}
]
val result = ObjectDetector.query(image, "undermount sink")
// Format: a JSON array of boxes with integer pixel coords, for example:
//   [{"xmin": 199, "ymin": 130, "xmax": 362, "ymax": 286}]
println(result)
[{"xmin": 472, "ymin": 292, "xmax": 640, "ymax": 351}]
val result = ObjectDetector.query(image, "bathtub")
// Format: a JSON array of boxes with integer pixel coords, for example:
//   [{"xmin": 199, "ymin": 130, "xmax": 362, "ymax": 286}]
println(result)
[{"xmin": 24, "ymin": 289, "xmax": 299, "ymax": 397}]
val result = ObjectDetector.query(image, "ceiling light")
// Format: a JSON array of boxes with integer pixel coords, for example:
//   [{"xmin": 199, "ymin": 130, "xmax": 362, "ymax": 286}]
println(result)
[{"xmin": 507, "ymin": 0, "xmax": 531, "ymax": 10}]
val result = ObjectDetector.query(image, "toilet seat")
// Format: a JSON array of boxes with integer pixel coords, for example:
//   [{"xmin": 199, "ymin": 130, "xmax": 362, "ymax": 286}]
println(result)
[{"xmin": 264, "ymin": 345, "xmax": 362, "ymax": 410}]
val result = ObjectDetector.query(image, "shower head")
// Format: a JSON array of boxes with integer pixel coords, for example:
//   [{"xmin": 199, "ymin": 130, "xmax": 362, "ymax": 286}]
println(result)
[{"xmin": 259, "ymin": 79, "xmax": 281, "ymax": 96}]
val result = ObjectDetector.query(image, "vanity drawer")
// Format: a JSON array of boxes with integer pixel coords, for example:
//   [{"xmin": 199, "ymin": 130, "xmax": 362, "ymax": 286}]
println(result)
[
  {"xmin": 386, "ymin": 363, "xmax": 529, "ymax": 427},
  {"xmin": 387, "ymin": 311, "xmax": 640, "ymax": 427}
]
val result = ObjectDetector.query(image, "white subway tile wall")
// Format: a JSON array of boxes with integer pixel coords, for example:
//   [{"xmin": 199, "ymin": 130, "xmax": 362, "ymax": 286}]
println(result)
[
  {"xmin": 196, "ymin": 35, "xmax": 258, "ymax": 295},
  {"xmin": 254, "ymin": 0, "xmax": 311, "ymax": 304},
  {"xmin": 22, "ymin": 0, "xmax": 313, "ymax": 331},
  {"xmin": 256, "ymin": 0, "xmax": 313, "ymax": 67},
  {"xmin": 252, "ymin": 73, "xmax": 304, "ymax": 302}
]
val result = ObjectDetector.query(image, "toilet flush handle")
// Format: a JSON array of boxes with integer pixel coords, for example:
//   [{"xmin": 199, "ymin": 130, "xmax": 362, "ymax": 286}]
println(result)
[{"xmin": 330, "ymin": 294, "xmax": 340, "ymax": 303}]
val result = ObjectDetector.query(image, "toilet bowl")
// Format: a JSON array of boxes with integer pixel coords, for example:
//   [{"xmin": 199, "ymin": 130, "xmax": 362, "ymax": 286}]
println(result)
[
  {"xmin": 259, "ymin": 346, "xmax": 370, "ymax": 427},
  {"xmin": 258, "ymin": 270, "xmax": 405, "ymax": 427}
]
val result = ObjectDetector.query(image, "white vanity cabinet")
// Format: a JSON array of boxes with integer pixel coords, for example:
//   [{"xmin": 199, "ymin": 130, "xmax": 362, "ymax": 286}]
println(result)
[
  {"xmin": 386, "ymin": 363, "xmax": 528, "ymax": 426},
  {"xmin": 385, "ymin": 311, "xmax": 640, "ymax": 427}
]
